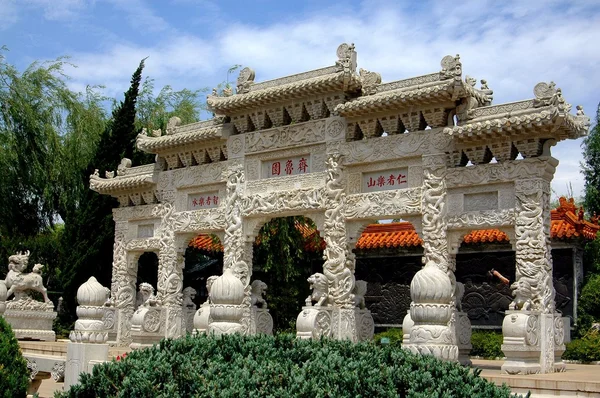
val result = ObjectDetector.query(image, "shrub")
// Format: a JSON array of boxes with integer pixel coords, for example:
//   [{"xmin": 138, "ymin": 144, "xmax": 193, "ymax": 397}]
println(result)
[
  {"xmin": 563, "ymin": 329, "xmax": 600, "ymax": 363},
  {"xmin": 0, "ymin": 316, "xmax": 29, "ymax": 398},
  {"xmin": 471, "ymin": 330, "xmax": 504, "ymax": 359},
  {"xmin": 373, "ymin": 327, "xmax": 404, "ymax": 346},
  {"xmin": 58, "ymin": 334, "xmax": 523, "ymax": 397},
  {"xmin": 576, "ymin": 274, "xmax": 600, "ymax": 336}
]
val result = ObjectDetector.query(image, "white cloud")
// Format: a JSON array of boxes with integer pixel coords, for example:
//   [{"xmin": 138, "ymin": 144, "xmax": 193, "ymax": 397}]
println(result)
[
  {"xmin": 24, "ymin": 0, "xmax": 89, "ymax": 21},
  {"xmin": 61, "ymin": 0, "xmax": 599, "ymax": 197}
]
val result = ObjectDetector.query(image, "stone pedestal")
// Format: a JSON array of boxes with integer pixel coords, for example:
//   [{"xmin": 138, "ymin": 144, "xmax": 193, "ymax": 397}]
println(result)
[
  {"xmin": 0, "ymin": 280, "xmax": 7, "ymax": 315},
  {"xmin": 193, "ymin": 302, "xmax": 210, "ymax": 335},
  {"xmin": 402, "ymin": 311, "xmax": 413, "ymax": 345},
  {"xmin": 101, "ymin": 306, "xmax": 118, "ymax": 344},
  {"xmin": 4, "ymin": 299, "xmax": 57, "ymax": 341},
  {"xmin": 249, "ymin": 307, "xmax": 273, "ymax": 335},
  {"xmin": 65, "ymin": 342, "xmax": 109, "ymax": 389},
  {"xmin": 403, "ymin": 262, "xmax": 458, "ymax": 361},
  {"xmin": 454, "ymin": 311, "xmax": 472, "ymax": 366},
  {"xmin": 501, "ymin": 310, "xmax": 542, "ymax": 374},
  {"xmin": 296, "ymin": 306, "xmax": 374, "ymax": 341},
  {"xmin": 183, "ymin": 306, "xmax": 196, "ymax": 334},
  {"xmin": 208, "ymin": 269, "xmax": 246, "ymax": 336},
  {"xmin": 130, "ymin": 306, "xmax": 165, "ymax": 349}
]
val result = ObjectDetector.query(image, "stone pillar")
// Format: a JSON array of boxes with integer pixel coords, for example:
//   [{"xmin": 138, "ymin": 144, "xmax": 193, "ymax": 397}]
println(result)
[
  {"xmin": 208, "ymin": 162, "xmax": 251, "ymax": 334},
  {"xmin": 296, "ymin": 151, "xmax": 374, "ymax": 341},
  {"xmin": 153, "ymin": 203, "xmax": 184, "ymax": 339},
  {"xmin": 573, "ymin": 246, "xmax": 583, "ymax": 325},
  {"xmin": 501, "ymin": 178, "xmax": 564, "ymax": 374},
  {"xmin": 448, "ymin": 255, "xmax": 472, "ymax": 365},
  {"xmin": 403, "ymin": 154, "xmax": 458, "ymax": 361},
  {"xmin": 65, "ymin": 277, "xmax": 110, "ymax": 389},
  {"xmin": 110, "ymin": 221, "xmax": 138, "ymax": 346}
]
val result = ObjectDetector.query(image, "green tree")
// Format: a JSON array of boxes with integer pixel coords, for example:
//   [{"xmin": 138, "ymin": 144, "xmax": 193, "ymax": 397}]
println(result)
[
  {"xmin": 253, "ymin": 216, "xmax": 323, "ymax": 331},
  {"xmin": 0, "ymin": 316, "xmax": 28, "ymax": 398},
  {"xmin": 583, "ymin": 104, "xmax": 600, "ymax": 216},
  {"xmin": 136, "ymin": 77, "xmax": 205, "ymax": 133},
  {"xmin": 0, "ymin": 48, "xmax": 106, "ymax": 239},
  {"xmin": 59, "ymin": 59, "xmax": 146, "ymax": 321}
]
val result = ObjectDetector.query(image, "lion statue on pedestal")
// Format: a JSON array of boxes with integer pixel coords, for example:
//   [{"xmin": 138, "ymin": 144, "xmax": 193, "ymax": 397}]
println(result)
[
  {"xmin": 305, "ymin": 273, "xmax": 329, "ymax": 307},
  {"xmin": 5, "ymin": 251, "xmax": 51, "ymax": 303},
  {"xmin": 250, "ymin": 280, "xmax": 268, "ymax": 309}
]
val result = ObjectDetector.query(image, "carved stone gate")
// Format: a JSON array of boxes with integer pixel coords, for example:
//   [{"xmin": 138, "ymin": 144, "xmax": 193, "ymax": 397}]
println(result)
[{"xmin": 90, "ymin": 44, "xmax": 589, "ymax": 373}]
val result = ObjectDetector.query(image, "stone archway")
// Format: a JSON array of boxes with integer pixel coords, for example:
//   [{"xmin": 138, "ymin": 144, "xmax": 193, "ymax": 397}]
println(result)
[{"xmin": 90, "ymin": 43, "xmax": 589, "ymax": 373}]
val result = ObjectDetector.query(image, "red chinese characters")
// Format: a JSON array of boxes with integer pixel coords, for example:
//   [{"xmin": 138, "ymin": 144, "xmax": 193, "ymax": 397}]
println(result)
[
  {"xmin": 190, "ymin": 194, "xmax": 220, "ymax": 209},
  {"xmin": 268, "ymin": 157, "xmax": 309, "ymax": 177},
  {"xmin": 364, "ymin": 170, "xmax": 409, "ymax": 192}
]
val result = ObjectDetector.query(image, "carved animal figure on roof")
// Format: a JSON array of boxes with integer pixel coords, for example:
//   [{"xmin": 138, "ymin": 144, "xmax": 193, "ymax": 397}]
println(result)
[
  {"xmin": 250, "ymin": 280, "xmax": 268, "ymax": 309},
  {"xmin": 306, "ymin": 273, "xmax": 329, "ymax": 307},
  {"xmin": 5, "ymin": 251, "xmax": 51, "ymax": 303},
  {"xmin": 116, "ymin": 158, "xmax": 132, "ymax": 176}
]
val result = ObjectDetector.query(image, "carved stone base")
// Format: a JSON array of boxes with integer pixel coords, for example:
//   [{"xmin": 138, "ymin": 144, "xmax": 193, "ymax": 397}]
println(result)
[
  {"xmin": 249, "ymin": 307, "xmax": 273, "ymax": 335},
  {"xmin": 403, "ymin": 323, "xmax": 459, "ymax": 361},
  {"xmin": 296, "ymin": 306, "xmax": 374, "ymax": 341},
  {"xmin": 182, "ymin": 307, "xmax": 196, "ymax": 334},
  {"xmin": 454, "ymin": 311, "xmax": 472, "ymax": 366},
  {"xmin": 4, "ymin": 309, "xmax": 57, "ymax": 341},
  {"xmin": 64, "ymin": 342, "xmax": 109, "ymax": 389},
  {"xmin": 129, "ymin": 306, "xmax": 165, "ymax": 349},
  {"xmin": 207, "ymin": 303, "xmax": 245, "ymax": 336},
  {"xmin": 192, "ymin": 303, "xmax": 210, "ymax": 335},
  {"xmin": 501, "ymin": 310, "xmax": 541, "ymax": 375}
]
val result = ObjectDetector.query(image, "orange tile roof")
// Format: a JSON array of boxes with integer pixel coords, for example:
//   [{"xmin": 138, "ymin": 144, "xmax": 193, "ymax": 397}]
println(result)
[{"xmin": 188, "ymin": 197, "xmax": 599, "ymax": 252}]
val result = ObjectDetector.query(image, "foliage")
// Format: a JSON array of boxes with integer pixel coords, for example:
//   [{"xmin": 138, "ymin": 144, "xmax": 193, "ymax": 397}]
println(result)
[
  {"xmin": 58, "ymin": 60, "xmax": 146, "ymax": 322},
  {"xmin": 563, "ymin": 329, "xmax": 600, "ymax": 363},
  {"xmin": 373, "ymin": 327, "xmax": 404, "ymax": 346},
  {"xmin": 58, "ymin": 334, "xmax": 522, "ymax": 398},
  {"xmin": 0, "ymin": 47, "xmax": 107, "ymax": 238},
  {"xmin": 253, "ymin": 217, "xmax": 323, "ymax": 332},
  {"xmin": 0, "ymin": 316, "xmax": 29, "ymax": 398},
  {"xmin": 136, "ymin": 77, "xmax": 205, "ymax": 133},
  {"xmin": 470, "ymin": 330, "xmax": 504, "ymax": 359},
  {"xmin": 582, "ymin": 103, "xmax": 600, "ymax": 217},
  {"xmin": 575, "ymin": 273, "xmax": 600, "ymax": 335}
]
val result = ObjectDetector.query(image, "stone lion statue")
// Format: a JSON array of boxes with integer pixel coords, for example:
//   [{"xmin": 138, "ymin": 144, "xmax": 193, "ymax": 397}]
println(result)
[
  {"xmin": 250, "ymin": 280, "xmax": 268, "ymax": 309},
  {"xmin": 136, "ymin": 283, "xmax": 158, "ymax": 309},
  {"xmin": 305, "ymin": 273, "xmax": 329, "ymax": 307},
  {"xmin": 5, "ymin": 251, "xmax": 51, "ymax": 303},
  {"xmin": 352, "ymin": 280, "xmax": 367, "ymax": 309},
  {"xmin": 508, "ymin": 278, "xmax": 534, "ymax": 311},
  {"xmin": 182, "ymin": 287, "xmax": 197, "ymax": 309}
]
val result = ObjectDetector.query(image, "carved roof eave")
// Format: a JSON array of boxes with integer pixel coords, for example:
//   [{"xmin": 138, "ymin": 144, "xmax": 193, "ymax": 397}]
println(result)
[
  {"xmin": 444, "ymin": 103, "xmax": 590, "ymax": 145},
  {"xmin": 206, "ymin": 72, "xmax": 362, "ymax": 114},
  {"xmin": 136, "ymin": 125, "xmax": 228, "ymax": 154},
  {"xmin": 333, "ymin": 79, "xmax": 457, "ymax": 118},
  {"xmin": 89, "ymin": 174, "xmax": 156, "ymax": 196}
]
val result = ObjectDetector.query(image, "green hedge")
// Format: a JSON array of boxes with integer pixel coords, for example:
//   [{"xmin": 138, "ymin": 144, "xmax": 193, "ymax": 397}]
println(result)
[
  {"xmin": 58, "ymin": 334, "xmax": 523, "ymax": 397},
  {"xmin": 373, "ymin": 327, "xmax": 404, "ymax": 346},
  {"xmin": 0, "ymin": 316, "xmax": 29, "ymax": 398},
  {"xmin": 471, "ymin": 330, "xmax": 504, "ymax": 359},
  {"xmin": 563, "ymin": 329, "xmax": 600, "ymax": 363}
]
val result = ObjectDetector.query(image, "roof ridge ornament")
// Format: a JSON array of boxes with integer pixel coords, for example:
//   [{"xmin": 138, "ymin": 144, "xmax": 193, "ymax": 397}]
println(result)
[
  {"xmin": 335, "ymin": 43, "xmax": 357, "ymax": 74},
  {"xmin": 359, "ymin": 68, "xmax": 381, "ymax": 95},
  {"xmin": 440, "ymin": 54, "xmax": 462, "ymax": 81},
  {"xmin": 236, "ymin": 67, "xmax": 255, "ymax": 94}
]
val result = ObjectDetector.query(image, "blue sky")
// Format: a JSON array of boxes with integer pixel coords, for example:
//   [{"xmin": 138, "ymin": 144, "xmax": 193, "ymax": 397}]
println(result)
[{"xmin": 2, "ymin": 0, "xmax": 599, "ymax": 198}]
